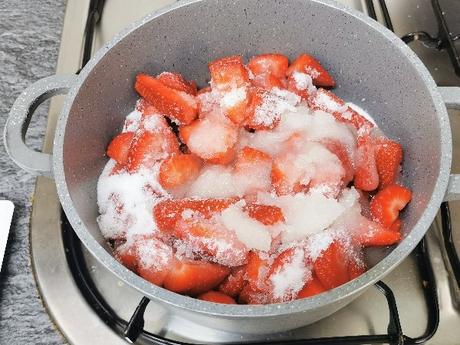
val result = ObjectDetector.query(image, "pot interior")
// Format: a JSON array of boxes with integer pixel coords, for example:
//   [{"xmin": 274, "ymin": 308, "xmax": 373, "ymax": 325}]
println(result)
[{"xmin": 62, "ymin": 0, "xmax": 442, "ymax": 279}]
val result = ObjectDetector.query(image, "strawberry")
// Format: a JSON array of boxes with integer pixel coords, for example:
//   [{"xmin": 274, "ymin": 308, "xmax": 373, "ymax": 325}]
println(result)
[
  {"xmin": 218, "ymin": 266, "xmax": 246, "ymax": 297},
  {"xmin": 370, "ymin": 184, "xmax": 412, "ymax": 228},
  {"xmin": 313, "ymin": 241, "xmax": 350, "ymax": 290},
  {"xmin": 208, "ymin": 55, "xmax": 249, "ymax": 90},
  {"xmin": 114, "ymin": 241, "xmax": 138, "ymax": 271},
  {"xmin": 158, "ymin": 153, "xmax": 202, "ymax": 190},
  {"xmin": 245, "ymin": 251, "xmax": 269, "ymax": 291},
  {"xmin": 206, "ymin": 147, "xmax": 237, "ymax": 165},
  {"xmin": 135, "ymin": 74, "xmax": 198, "ymax": 125},
  {"xmin": 374, "ymin": 139, "xmax": 403, "ymax": 188},
  {"xmin": 156, "ymin": 71, "xmax": 197, "ymax": 95},
  {"xmin": 286, "ymin": 53, "xmax": 335, "ymax": 88},
  {"xmin": 136, "ymin": 238, "xmax": 173, "ymax": 286},
  {"xmin": 308, "ymin": 89, "xmax": 373, "ymax": 133},
  {"xmin": 287, "ymin": 73, "xmax": 313, "ymax": 100},
  {"xmin": 127, "ymin": 124, "xmax": 180, "ymax": 172},
  {"xmin": 234, "ymin": 147, "xmax": 273, "ymax": 195},
  {"xmin": 390, "ymin": 219, "xmax": 402, "ymax": 232},
  {"xmin": 197, "ymin": 290, "xmax": 237, "ymax": 304},
  {"xmin": 322, "ymin": 140, "xmax": 354, "ymax": 185},
  {"xmin": 355, "ymin": 227, "xmax": 401, "ymax": 246},
  {"xmin": 354, "ymin": 136, "xmax": 379, "ymax": 191},
  {"xmin": 179, "ymin": 118, "xmax": 238, "ymax": 164},
  {"xmin": 244, "ymin": 87, "xmax": 281, "ymax": 130},
  {"xmin": 163, "ymin": 258, "xmax": 230, "ymax": 295},
  {"xmin": 251, "ymin": 73, "xmax": 286, "ymax": 90},
  {"xmin": 153, "ymin": 198, "xmax": 237, "ymax": 233},
  {"xmin": 247, "ymin": 53, "xmax": 289, "ymax": 79},
  {"xmin": 174, "ymin": 217, "xmax": 248, "ymax": 266},
  {"xmin": 107, "ymin": 132, "xmax": 134, "ymax": 165},
  {"xmin": 245, "ymin": 204, "xmax": 284, "ymax": 225},
  {"xmin": 197, "ymin": 86, "xmax": 212, "ymax": 95},
  {"xmin": 136, "ymin": 98, "xmax": 158, "ymax": 116},
  {"xmin": 220, "ymin": 87, "xmax": 250, "ymax": 125},
  {"xmin": 297, "ymin": 275, "xmax": 326, "ymax": 299},
  {"xmin": 347, "ymin": 256, "xmax": 366, "ymax": 280}
]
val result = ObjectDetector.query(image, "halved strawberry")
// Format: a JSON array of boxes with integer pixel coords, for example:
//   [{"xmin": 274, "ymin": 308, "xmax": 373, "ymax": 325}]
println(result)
[
  {"xmin": 127, "ymin": 126, "xmax": 180, "ymax": 172},
  {"xmin": 135, "ymin": 74, "xmax": 198, "ymax": 125},
  {"xmin": 370, "ymin": 184, "xmax": 412, "ymax": 228},
  {"xmin": 374, "ymin": 139, "xmax": 403, "ymax": 189},
  {"xmin": 153, "ymin": 198, "xmax": 237, "ymax": 233},
  {"xmin": 218, "ymin": 266, "xmax": 246, "ymax": 297},
  {"xmin": 156, "ymin": 71, "xmax": 197, "ymax": 95},
  {"xmin": 179, "ymin": 118, "xmax": 238, "ymax": 164},
  {"xmin": 248, "ymin": 53, "xmax": 289, "ymax": 79},
  {"xmin": 163, "ymin": 258, "xmax": 230, "ymax": 295},
  {"xmin": 354, "ymin": 136, "xmax": 379, "ymax": 191},
  {"xmin": 313, "ymin": 241, "xmax": 350, "ymax": 290},
  {"xmin": 297, "ymin": 275, "xmax": 326, "ymax": 299},
  {"xmin": 107, "ymin": 132, "xmax": 134, "ymax": 165},
  {"xmin": 286, "ymin": 53, "xmax": 335, "ymax": 88},
  {"xmin": 197, "ymin": 290, "xmax": 237, "ymax": 304},
  {"xmin": 158, "ymin": 153, "xmax": 202, "ymax": 190},
  {"xmin": 136, "ymin": 238, "xmax": 173, "ymax": 286},
  {"xmin": 209, "ymin": 55, "xmax": 249, "ymax": 90},
  {"xmin": 245, "ymin": 204, "xmax": 284, "ymax": 225}
]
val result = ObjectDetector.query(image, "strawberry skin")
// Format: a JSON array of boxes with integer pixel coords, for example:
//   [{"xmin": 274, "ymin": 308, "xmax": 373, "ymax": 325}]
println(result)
[
  {"xmin": 247, "ymin": 53, "xmax": 289, "ymax": 79},
  {"xmin": 375, "ymin": 139, "xmax": 403, "ymax": 188},
  {"xmin": 208, "ymin": 55, "xmax": 249, "ymax": 89},
  {"xmin": 158, "ymin": 153, "xmax": 202, "ymax": 190},
  {"xmin": 156, "ymin": 72, "xmax": 197, "ymax": 95},
  {"xmin": 370, "ymin": 184, "xmax": 412, "ymax": 227}
]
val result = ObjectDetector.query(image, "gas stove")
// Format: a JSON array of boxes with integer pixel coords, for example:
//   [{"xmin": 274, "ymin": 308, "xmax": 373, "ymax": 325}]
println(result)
[{"xmin": 31, "ymin": 1, "xmax": 460, "ymax": 344}]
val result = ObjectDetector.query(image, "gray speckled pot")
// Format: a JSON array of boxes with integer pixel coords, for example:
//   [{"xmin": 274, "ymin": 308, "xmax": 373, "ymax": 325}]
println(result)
[{"xmin": 4, "ymin": 0, "xmax": 460, "ymax": 334}]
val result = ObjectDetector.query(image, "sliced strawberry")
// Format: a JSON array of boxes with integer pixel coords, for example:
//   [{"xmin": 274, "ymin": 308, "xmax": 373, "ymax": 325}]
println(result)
[
  {"xmin": 136, "ymin": 238, "xmax": 173, "ymax": 286},
  {"xmin": 248, "ymin": 54, "xmax": 289, "ymax": 79},
  {"xmin": 297, "ymin": 275, "xmax": 326, "ymax": 299},
  {"xmin": 220, "ymin": 87, "xmax": 250, "ymax": 125},
  {"xmin": 163, "ymin": 258, "xmax": 230, "ymax": 295},
  {"xmin": 179, "ymin": 118, "xmax": 238, "ymax": 164},
  {"xmin": 208, "ymin": 55, "xmax": 249, "ymax": 90},
  {"xmin": 174, "ymin": 216, "xmax": 248, "ymax": 266},
  {"xmin": 156, "ymin": 71, "xmax": 197, "ymax": 95},
  {"xmin": 390, "ymin": 219, "xmax": 402, "ymax": 232},
  {"xmin": 206, "ymin": 146, "xmax": 237, "ymax": 165},
  {"xmin": 322, "ymin": 140, "xmax": 354, "ymax": 184},
  {"xmin": 233, "ymin": 147, "xmax": 273, "ymax": 195},
  {"xmin": 356, "ymin": 227, "xmax": 401, "ymax": 246},
  {"xmin": 348, "ymin": 256, "xmax": 366, "ymax": 280},
  {"xmin": 374, "ymin": 139, "xmax": 403, "ymax": 189},
  {"xmin": 314, "ymin": 241, "xmax": 350, "ymax": 290},
  {"xmin": 246, "ymin": 251, "xmax": 269, "ymax": 291},
  {"xmin": 286, "ymin": 54, "xmax": 335, "ymax": 87},
  {"xmin": 107, "ymin": 132, "xmax": 134, "ymax": 165},
  {"xmin": 135, "ymin": 74, "xmax": 198, "ymax": 125},
  {"xmin": 158, "ymin": 153, "xmax": 202, "ymax": 190},
  {"xmin": 245, "ymin": 204, "xmax": 284, "ymax": 225},
  {"xmin": 197, "ymin": 290, "xmax": 237, "ymax": 304},
  {"xmin": 136, "ymin": 98, "xmax": 159, "ymax": 116},
  {"xmin": 251, "ymin": 73, "xmax": 286, "ymax": 90},
  {"xmin": 354, "ymin": 136, "xmax": 379, "ymax": 191},
  {"xmin": 153, "ymin": 198, "xmax": 237, "ymax": 233},
  {"xmin": 370, "ymin": 184, "xmax": 412, "ymax": 228},
  {"xmin": 244, "ymin": 87, "xmax": 281, "ymax": 130},
  {"xmin": 287, "ymin": 73, "xmax": 313, "ymax": 100},
  {"xmin": 114, "ymin": 241, "xmax": 138, "ymax": 271},
  {"xmin": 127, "ymin": 124, "xmax": 180, "ymax": 172},
  {"xmin": 218, "ymin": 266, "xmax": 246, "ymax": 297}
]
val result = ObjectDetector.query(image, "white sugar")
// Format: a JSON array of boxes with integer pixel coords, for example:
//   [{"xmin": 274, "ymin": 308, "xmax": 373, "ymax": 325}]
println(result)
[
  {"xmin": 315, "ymin": 91, "xmax": 348, "ymax": 113},
  {"xmin": 252, "ymin": 89, "xmax": 299, "ymax": 127},
  {"xmin": 220, "ymin": 201, "xmax": 272, "ymax": 252},
  {"xmin": 270, "ymin": 247, "xmax": 311, "ymax": 300},
  {"xmin": 97, "ymin": 160, "xmax": 167, "ymax": 239},
  {"xmin": 187, "ymin": 165, "xmax": 236, "ymax": 198},
  {"xmin": 347, "ymin": 102, "xmax": 377, "ymax": 125},
  {"xmin": 292, "ymin": 72, "xmax": 316, "ymax": 95},
  {"xmin": 137, "ymin": 238, "xmax": 172, "ymax": 269},
  {"xmin": 220, "ymin": 87, "xmax": 247, "ymax": 108},
  {"xmin": 123, "ymin": 110, "xmax": 141, "ymax": 133}
]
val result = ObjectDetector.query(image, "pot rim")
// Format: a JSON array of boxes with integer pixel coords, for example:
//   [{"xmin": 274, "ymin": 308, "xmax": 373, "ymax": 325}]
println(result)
[{"xmin": 53, "ymin": 0, "xmax": 451, "ymax": 318}]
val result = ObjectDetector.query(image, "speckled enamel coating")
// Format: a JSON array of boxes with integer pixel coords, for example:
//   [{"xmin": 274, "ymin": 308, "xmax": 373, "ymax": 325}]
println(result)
[{"xmin": 5, "ymin": 0, "xmax": 459, "ymax": 334}]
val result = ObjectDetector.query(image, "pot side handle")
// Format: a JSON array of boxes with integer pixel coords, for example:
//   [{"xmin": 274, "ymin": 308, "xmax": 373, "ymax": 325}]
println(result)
[
  {"xmin": 3, "ymin": 75, "xmax": 76, "ymax": 178},
  {"xmin": 439, "ymin": 86, "xmax": 460, "ymax": 201}
]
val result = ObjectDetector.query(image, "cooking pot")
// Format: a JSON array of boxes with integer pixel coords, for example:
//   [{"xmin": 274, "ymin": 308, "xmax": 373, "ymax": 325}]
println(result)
[{"xmin": 4, "ymin": 0, "xmax": 460, "ymax": 334}]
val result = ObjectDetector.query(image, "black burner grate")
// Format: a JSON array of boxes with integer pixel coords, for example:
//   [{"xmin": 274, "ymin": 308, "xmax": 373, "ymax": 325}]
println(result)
[{"xmin": 65, "ymin": 0, "xmax": 460, "ymax": 343}]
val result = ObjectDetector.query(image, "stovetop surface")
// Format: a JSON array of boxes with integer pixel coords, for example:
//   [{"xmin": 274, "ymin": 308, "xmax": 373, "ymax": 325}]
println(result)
[{"xmin": 30, "ymin": 0, "xmax": 460, "ymax": 344}]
